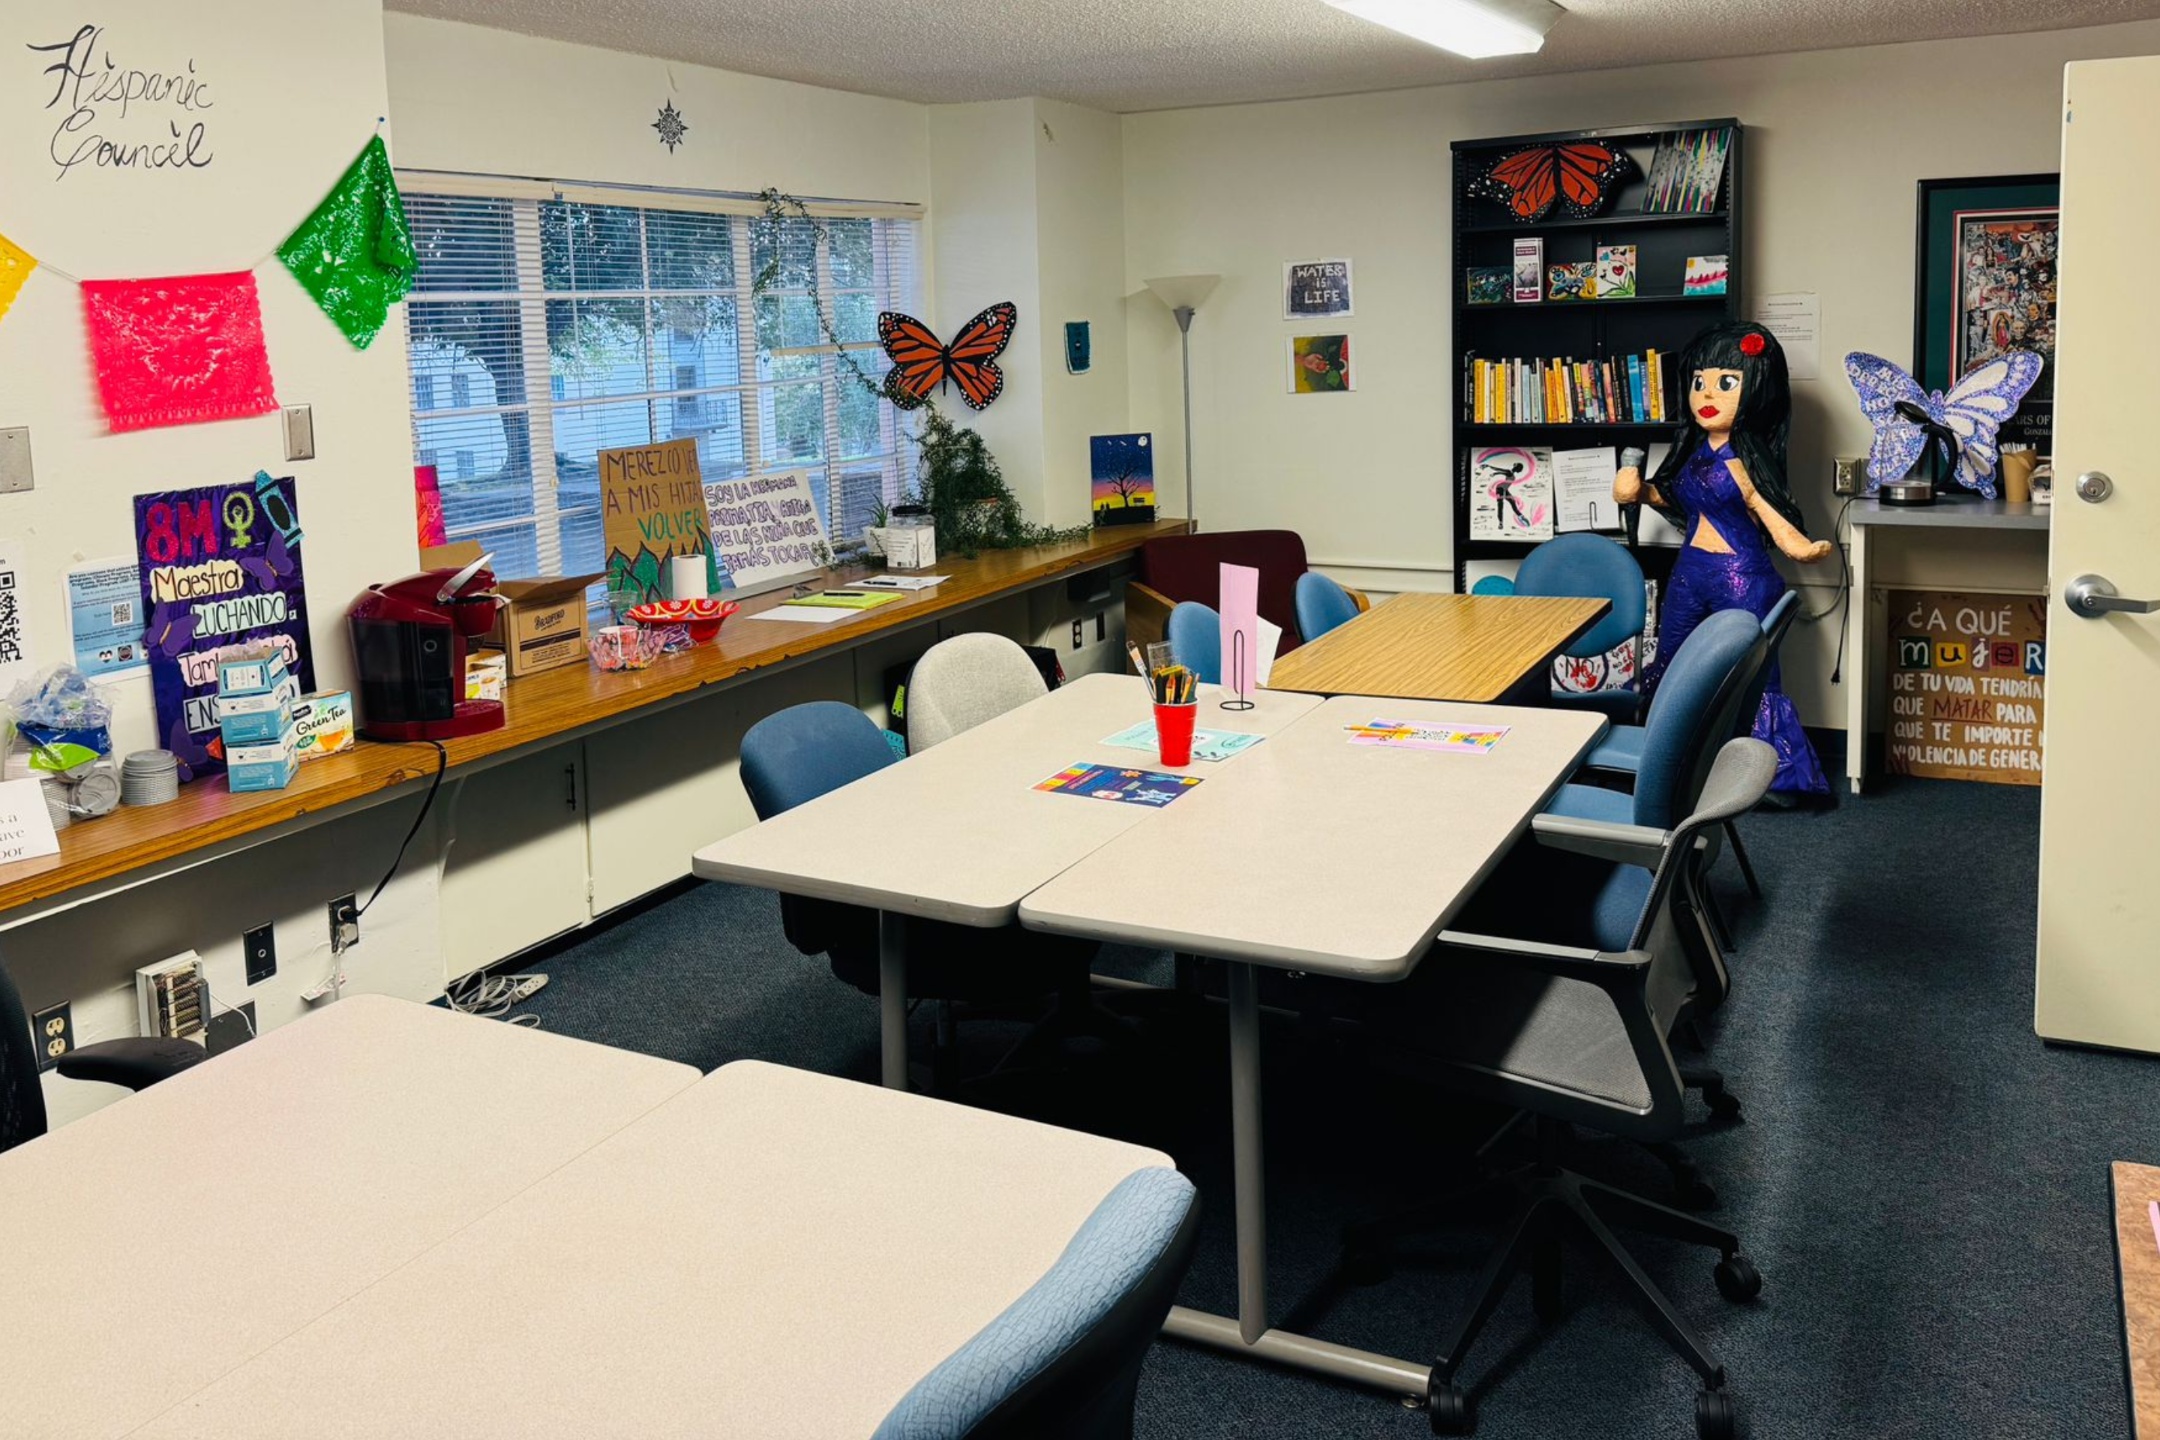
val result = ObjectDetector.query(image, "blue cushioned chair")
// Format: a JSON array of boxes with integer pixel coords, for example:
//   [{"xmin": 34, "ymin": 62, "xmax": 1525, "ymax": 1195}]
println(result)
[
  {"xmin": 739, "ymin": 702, "xmax": 1094, "ymax": 1011},
  {"xmin": 873, "ymin": 1166, "xmax": 1201, "ymax": 1440},
  {"xmin": 1583, "ymin": 592, "xmax": 1798, "ymax": 901},
  {"xmin": 1469, "ymin": 575, "xmax": 1516, "ymax": 596},
  {"xmin": 1514, "ymin": 535, "xmax": 1649, "ymax": 722},
  {"xmin": 1164, "ymin": 601, "xmax": 1221, "ymax": 686},
  {"xmin": 1294, "ymin": 572, "xmax": 1362, "ymax": 643},
  {"xmin": 1544, "ymin": 608, "xmax": 1760, "ymax": 834}
]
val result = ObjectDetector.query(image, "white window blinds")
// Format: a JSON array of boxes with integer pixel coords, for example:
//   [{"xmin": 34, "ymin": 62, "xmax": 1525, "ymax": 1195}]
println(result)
[{"xmin": 400, "ymin": 178, "xmax": 923, "ymax": 581}]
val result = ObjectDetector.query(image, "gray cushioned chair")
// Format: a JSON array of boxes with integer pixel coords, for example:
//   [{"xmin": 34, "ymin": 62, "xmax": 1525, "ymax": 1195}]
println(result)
[
  {"xmin": 1336, "ymin": 739, "xmax": 1778, "ymax": 1440},
  {"xmin": 907, "ymin": 633, "xmax": 1050, "ymax": 753}
]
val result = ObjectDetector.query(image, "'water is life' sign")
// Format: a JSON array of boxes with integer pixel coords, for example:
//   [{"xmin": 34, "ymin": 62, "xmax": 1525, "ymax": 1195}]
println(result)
[{"xmin": 1283, "ymin": 259, "xmax": 1353, "ymax": 320}]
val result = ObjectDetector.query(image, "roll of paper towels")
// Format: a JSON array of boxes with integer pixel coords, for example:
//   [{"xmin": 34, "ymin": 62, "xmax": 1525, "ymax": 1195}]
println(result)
[{"xmin": 670, "ymin": 555, "xmax": 710, "ymax": 601}]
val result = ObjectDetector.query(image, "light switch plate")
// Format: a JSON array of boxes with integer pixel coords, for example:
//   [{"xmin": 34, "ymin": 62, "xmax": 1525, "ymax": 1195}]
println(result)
[
  {"xmin": 0, "ymin": 427, "xmax": 32, "ymax": 494},
  {"xmin": 282, "ymin": 405, "xmax": 315, "ymax": 462}
]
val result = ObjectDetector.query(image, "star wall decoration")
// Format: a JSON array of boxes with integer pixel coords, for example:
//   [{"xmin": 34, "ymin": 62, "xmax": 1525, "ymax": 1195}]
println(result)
[{"xmin": 653, "ymin": 101, "xmax": 688, "ymax": 153}]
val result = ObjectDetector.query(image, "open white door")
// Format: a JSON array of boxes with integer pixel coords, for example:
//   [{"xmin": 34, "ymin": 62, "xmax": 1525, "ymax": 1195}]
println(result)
[{"xmin": 2034, "ymin": 57, "xmax": 2160, "ymax": 1050}]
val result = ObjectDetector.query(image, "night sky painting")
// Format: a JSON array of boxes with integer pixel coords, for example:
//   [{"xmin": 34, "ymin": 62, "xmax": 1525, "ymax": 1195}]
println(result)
[{"xmin": 1090, "ymin": 432, "xmax": 1155, "ymax": 527}]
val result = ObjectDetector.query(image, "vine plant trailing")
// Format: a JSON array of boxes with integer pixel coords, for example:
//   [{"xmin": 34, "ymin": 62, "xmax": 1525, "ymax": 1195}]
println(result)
[{"xmin": 753, "ymin": 189, "xmax": 1089, "ymax": 557}]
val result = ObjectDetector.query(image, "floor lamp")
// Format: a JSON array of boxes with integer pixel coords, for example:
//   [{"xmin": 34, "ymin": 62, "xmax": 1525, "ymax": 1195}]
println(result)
[{"xmin": 1143, "ymin": 274, "xmax": 1220, "ymax": 531}]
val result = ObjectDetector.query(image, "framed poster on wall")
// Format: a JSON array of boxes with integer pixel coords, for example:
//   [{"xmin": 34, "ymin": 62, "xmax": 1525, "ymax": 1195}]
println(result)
[{"xmin": 1914, "ymin": 174, "xmax": 2059, "ymax": 451}]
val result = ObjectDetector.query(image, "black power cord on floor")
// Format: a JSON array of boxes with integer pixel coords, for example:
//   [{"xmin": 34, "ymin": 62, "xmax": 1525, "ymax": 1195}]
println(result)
[{"xmin": 358, "ymin": 739, "xmax": 448, "ymax": 918}]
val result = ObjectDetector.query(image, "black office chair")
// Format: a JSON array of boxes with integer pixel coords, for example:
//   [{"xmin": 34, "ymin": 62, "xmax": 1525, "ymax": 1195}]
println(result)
[
  {"xmin": 1338, "ymin": 739, "xmax": 1778, "ymax": 1440},
  {"xmin": 2, "ymin": 959, "xmax": 205, "ymax": 1155}
]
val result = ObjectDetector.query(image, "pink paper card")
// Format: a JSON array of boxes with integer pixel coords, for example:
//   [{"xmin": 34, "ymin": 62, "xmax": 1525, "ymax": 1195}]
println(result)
[{"xmin": 1219, "ymin": 562, "xmax": 1260, "ymax": 701}]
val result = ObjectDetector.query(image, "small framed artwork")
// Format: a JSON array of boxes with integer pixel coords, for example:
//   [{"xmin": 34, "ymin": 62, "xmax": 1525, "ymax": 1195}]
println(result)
[
  {"xmin": 1064, "ymin": 320, "xmax": 1091, "ymax": 374},
  {"xmin": 1283, "ymin": 258, "xmax": 1353, "ymax": 320},
  {"xmin": 1288, "ymin": 334, "xmax": 1353, "ymax": 394},
  {"xmin": 1466, "ymin": 267, "xmax": 1511, "ymax": 305},
  {"xmin": 1915, "ymin": 174, "xmax": 2059, "ymax": 447}
]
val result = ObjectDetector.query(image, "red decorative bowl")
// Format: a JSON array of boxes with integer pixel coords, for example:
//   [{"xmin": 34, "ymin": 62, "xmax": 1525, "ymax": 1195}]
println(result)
[{"xmin": 626, "ymin": 598, "xmax": 739, "ymax": 645}]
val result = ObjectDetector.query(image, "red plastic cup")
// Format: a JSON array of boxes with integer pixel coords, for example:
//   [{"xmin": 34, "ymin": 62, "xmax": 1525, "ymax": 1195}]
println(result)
[{"xmin": 1154, "ymin": 700, "xmax": 1199, "ymax": 767}]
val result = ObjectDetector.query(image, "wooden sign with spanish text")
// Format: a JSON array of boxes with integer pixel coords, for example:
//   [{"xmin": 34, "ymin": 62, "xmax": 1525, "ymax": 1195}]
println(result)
[
  {"xmin": 1885, "ymin": 589, "xmax": 2046, "ymax": 785},
  {"xmin": 600, "ymin": 438, "xmax": 714, "ymax": 605}
]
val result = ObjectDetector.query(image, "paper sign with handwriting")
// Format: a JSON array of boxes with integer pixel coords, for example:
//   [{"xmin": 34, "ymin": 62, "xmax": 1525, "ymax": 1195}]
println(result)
[
  {"xmin": 703, "ymin": 469, "xmax": 831, "ymax": 595},
  {"xmin": 600, "ymin": 438, "xmax": 715, "ymax": 605},
  {"xmin": 0, "ymin": 778, "xmax": 60, "ymax": 868}
]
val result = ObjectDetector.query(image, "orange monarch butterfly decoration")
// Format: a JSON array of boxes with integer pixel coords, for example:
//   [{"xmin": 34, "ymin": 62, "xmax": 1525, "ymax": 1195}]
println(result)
[
  {"xmin": 1469, "ymin": 142, "xmax": 1633, "ymax": 223},
  {"xmin": 877, "ymin": 301, "xmax": 1018, "ymax": 411}
]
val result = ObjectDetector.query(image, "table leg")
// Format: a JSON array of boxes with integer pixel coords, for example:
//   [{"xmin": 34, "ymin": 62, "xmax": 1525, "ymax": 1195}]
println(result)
[
  {"xmin": 1157, "ymin": 960, "xmax": 1432, "ymax": 1402},
  {"xmin": 879, "ymin": 910, "xmax": 907, "ymax": 1090},
  {"xmin": 1228, "ymin": 961, "xmax": 1268, "ymax": 1343},
  {"xmin": 1845, "ymin": 521, "xmax": 1869, "ymax": 796}
]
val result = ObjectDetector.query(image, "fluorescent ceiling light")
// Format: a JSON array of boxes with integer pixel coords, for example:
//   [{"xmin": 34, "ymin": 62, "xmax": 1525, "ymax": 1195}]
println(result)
[{"xmin": 1323, "ymin": 0, "xmax": 1563, "ymax": 58}]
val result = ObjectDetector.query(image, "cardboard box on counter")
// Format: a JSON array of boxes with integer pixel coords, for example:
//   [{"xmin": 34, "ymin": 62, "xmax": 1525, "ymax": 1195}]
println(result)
[
  {"xmin": 292, "ymin": 691, "xmax": 354, "ymax": 762},
  {"xmin": 420, "ymin": 543, "xmax": 601, "ymax": 679},
  {"xmin": 227, "ymin": 732, "xmax": 299, "ymax": 793}
]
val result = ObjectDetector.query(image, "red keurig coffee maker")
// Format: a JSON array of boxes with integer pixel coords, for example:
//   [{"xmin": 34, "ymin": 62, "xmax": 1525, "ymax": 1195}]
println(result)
[{"xmin": 348, "ymin": 551, "xmax": 507, "ymax": 740}]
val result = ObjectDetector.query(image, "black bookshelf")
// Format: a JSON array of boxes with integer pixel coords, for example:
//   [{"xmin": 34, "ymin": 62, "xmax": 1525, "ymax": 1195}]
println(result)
[{"xmin": 1450, "ymin": 119, "xmax": 1743, "ymax": 592}]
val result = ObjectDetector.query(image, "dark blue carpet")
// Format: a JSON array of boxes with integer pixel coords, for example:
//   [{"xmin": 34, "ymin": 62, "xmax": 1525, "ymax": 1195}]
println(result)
[{"xmin": 509, "ymin": 774, "xmax": 2143, "ymax": 1439}]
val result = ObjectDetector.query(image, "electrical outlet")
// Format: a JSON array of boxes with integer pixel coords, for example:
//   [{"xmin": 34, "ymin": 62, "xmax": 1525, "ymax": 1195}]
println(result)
[
  {"xmin": 1833, "ymin": 456, "xmax": 1864, "ymax": 496},
  {"xmin": 1070, "ymin": 619, "xmax": 1084, "ymax": 649},
  {"xmin": 244, "ymin": 924, "xmax": 277, "ymax": 985},
  {"xmin": 329, "ymin": 893, "xmax": 359, "ymax": 955},
  {"xmin": 31, "ymin": 1001, "xmax": 72, "ymax": 1072}
]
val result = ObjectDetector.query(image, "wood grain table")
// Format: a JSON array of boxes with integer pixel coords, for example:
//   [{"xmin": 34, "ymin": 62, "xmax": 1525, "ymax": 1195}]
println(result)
[
  {"xmin": 0, "ymin": 520, "xmax": 1185, "ymax": 928},
  {"xmin": 1265, "ymin": 593, "xmax": 1609, "ymax": 703},
  {"xmin": 2115, "ymin": 1160, "xmax": 2160, "ymax": 1434}
]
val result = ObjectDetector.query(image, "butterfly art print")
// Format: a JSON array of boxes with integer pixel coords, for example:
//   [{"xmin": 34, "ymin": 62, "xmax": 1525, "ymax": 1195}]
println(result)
[
  {"xmin": 1470, "ymin": 143, "xmax": 1633, "ymax": 224},
  {"xmin": 1843, "ymin": 350, "xmax": 2043, "ymax": 498},
  {"xmin": 877, "ymin": 301, "xmax": 1018, "ymax": 411}
]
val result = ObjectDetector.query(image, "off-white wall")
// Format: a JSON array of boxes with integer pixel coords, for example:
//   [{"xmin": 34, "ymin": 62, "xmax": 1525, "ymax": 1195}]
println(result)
[
  {"xmin": 1123, "ymin": 20, "xmax": 2160, "ymax": 727},
  {"xmin": 1033, "ymin": 99, "xmax": 1130, "ymax": 532},
  {"xmin": 0, "ymin": 0, "xmax": 441, "ymax": 1125},
  {"xmin": 383, "ymin": 14, "xmax": 929, "ymax": 202}
]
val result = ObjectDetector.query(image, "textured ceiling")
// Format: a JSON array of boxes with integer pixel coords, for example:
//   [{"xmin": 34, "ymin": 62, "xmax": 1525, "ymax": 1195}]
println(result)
[{"xmin": 387, "ymin": 0, "xmax": 2160, "ymax": 112}]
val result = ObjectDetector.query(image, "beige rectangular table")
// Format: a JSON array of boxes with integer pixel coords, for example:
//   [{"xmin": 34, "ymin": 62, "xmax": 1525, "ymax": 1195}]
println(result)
[
  {"xmin": 0, "ymin": 995, "xmax": 699, "ymax": 1440},
  {"xmin": 1266, "ymin": 593, "xmax": 1610, "ymax": 704},
  {"xmin": 134, "ymin": 1061, "xmax": 1174, "ymax": 1440},
  {"xmin": 1021, "ymin": 696, "xmax": 1607, "ymax": 1399},
  {"xmin": 692, "ymin": 672, "xmax": 1323, "ymax": 1085}
]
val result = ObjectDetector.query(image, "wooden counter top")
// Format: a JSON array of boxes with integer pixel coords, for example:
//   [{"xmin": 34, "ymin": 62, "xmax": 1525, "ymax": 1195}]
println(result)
[{"xmin": 0, "ymin": 521, "xmax": 1184, "ymax": 919}]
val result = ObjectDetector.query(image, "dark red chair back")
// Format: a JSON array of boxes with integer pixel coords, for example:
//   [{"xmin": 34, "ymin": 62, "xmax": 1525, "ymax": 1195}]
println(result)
[{"xmin": 1139, "ymin": 531, "xmax": 1311, "ymax": 651}]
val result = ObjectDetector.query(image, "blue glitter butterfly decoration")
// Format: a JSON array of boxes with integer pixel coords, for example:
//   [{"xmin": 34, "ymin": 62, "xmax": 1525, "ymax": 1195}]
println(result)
[{"xmin": 1843, "ymin": 350, "xmax": 2043, "ymax": 499}]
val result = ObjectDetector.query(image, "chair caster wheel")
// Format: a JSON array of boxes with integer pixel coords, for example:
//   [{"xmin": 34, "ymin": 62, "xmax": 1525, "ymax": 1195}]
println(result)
[
  {"xmin": 1714, "ymin": 1254, "xmax": 1763, "ymax": 1303},
  {"xmin": 1696, "ymin": 1387, "xmax": 1736, "ymax": 1440},
  {"xmin": 1427, "ymin": 1378, "xmax": 1474, "ymax": 1435},
  {"xmin": 1705, "ymin": 1088, "xmax": 1743, "ymax": 1122}
]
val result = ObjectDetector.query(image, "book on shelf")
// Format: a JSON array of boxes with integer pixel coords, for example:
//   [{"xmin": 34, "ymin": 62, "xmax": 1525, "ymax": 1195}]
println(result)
[
  {"xmin": 1465, "ymin": 350, "xmax": 1671, "ymax": 426},
  {"xmin": 1468, "ymin": 446, "xmax": 1556, "ymax": 541},
  {"xmin": 1510, "ymin": 238, "xmax": 1544, "ymax": 303},
  {"xmin": 1642, "ymin": 127, "xmax": 1733, "ymax": 214}
]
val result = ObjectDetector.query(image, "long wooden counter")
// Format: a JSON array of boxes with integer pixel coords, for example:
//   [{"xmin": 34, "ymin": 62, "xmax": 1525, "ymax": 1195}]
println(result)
[{"xmin": 0, "ymin": 521, "xmax": 1185, "ymax": 920}]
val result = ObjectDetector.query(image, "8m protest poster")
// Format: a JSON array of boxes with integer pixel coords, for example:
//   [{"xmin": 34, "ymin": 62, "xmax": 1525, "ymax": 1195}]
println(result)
[
  {"xmin": 1885, "ymin": 589, "xmax": 2045, "ymax": 786},
  {"xmin": 134, "ymin": 473, "xmax": 314, "ymax": 781}
]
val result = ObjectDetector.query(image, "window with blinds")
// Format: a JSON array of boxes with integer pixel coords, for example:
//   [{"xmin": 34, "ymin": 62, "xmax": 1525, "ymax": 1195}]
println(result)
[{"xmin": 400, "ymin": 182, "xmax": 922, "ymax": 581}]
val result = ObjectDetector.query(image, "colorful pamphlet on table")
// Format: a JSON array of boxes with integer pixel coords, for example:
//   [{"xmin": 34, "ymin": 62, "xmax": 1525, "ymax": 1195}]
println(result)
[
  {"xmin": 1343, "ymin": 719, "xmax": 1511, "ymax": 754},
  {"xmin": 757, "ymin": 589, "xmax": 906, "ymax": 625},
  {"xmin": 1034, "ymin": 763, "xmax": 1201, "ymax": 806}
]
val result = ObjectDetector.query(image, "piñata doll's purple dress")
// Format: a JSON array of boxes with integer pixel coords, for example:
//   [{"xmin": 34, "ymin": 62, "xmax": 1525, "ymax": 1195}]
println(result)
[{"xmin": 1643, "ymin": 442, "xmax": 1830, "ymax": 800}]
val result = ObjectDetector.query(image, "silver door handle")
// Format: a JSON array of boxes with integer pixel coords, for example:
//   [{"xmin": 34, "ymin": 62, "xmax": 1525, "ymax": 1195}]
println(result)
[{"xmin": 2066, "ymin": 574, "xmax": 2160, "ymax": 617}]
